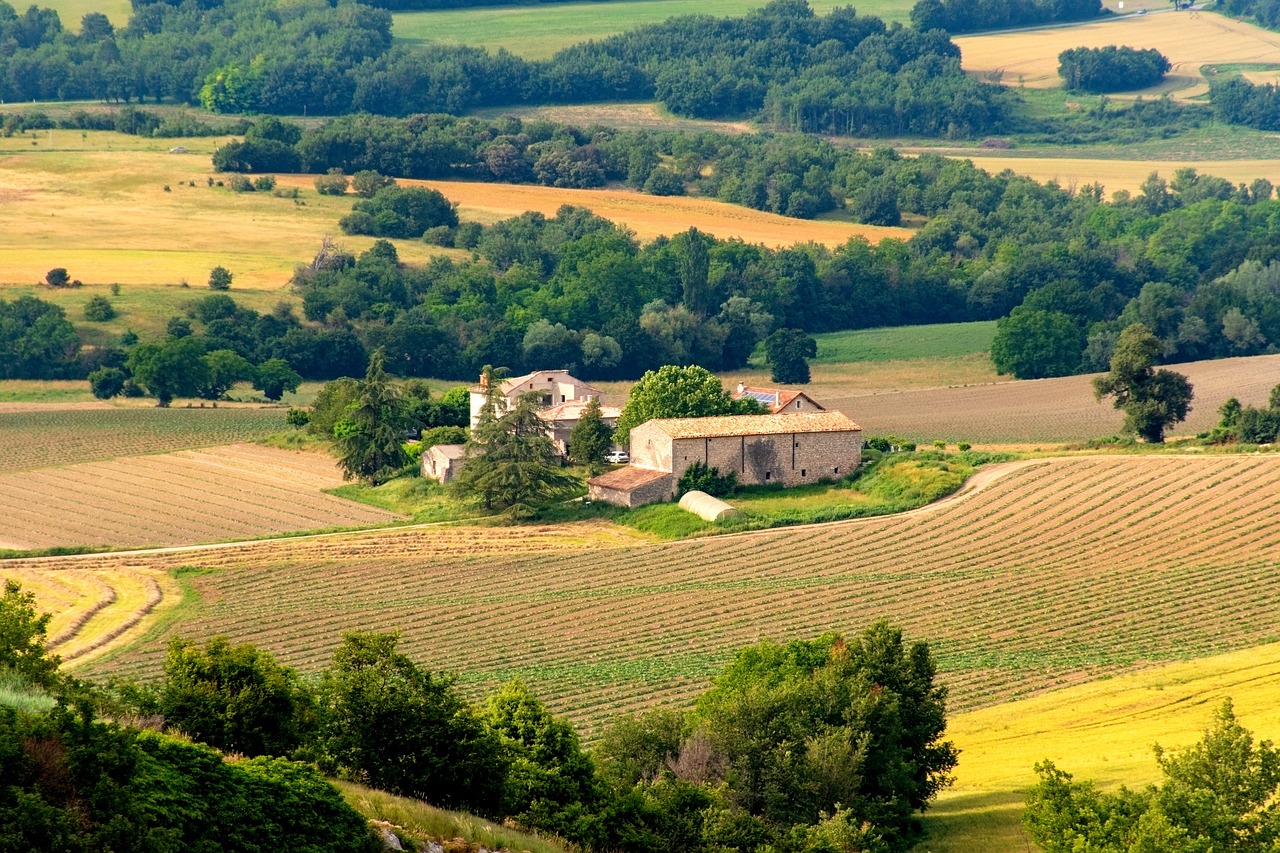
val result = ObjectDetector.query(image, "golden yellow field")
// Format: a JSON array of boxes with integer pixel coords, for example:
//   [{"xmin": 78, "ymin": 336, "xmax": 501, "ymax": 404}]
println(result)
[
  {"xmin": 956, "ymin": 10, "xmax": 1280, "ymax": 98},
  {"xmin": 274, "ymin": 176, "xmax": 913, "ymax": 248},
  {"xmin": 0, "ymin": 133, "xmax": 447, "ymax": 290},
  {"xmin": 962, "ymin": 155, "xmax": 1280, "ymax": 196},
  {"xmin": 0, "ymin": 443, "xmax": 401, "ymax": 550},
  {"xmin": 924, "ymin": 642, "xmax": 1280, "ymax": 851},
  {"xmin": 0, "ymin": 130, "xmax": 906, "ymax": 294}
]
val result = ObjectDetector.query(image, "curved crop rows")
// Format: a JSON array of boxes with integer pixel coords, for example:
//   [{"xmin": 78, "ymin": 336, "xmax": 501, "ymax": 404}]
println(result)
[
  {"xmin": 62, "ymin": 454, "xmax": 1280, "ymax": 735},
  {"xmin": 0, "ymin": 444, "xmax": 400, "ymax": 549}
]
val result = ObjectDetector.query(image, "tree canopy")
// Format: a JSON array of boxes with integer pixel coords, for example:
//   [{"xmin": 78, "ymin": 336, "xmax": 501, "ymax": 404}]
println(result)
[
  {"xmin": 614, "ymin": 364, "xmax": 760, "ymax": 441},
  {"xmin": 1093, "ymin": 323, "xmax": 1194, "ymax": 442}
]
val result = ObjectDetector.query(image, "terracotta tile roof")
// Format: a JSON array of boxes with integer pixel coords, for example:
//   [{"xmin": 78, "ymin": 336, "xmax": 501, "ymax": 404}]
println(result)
[
  {"xmin": 732, "ymin": 386, "xmax": 826, "ymax": 414},
  {"xmin": 639, "ymin": 411, "xmax": 861, "ymax": 439},
  {"xmin": 537, "ymin": 402, "xmax": 622, "ymax": 422},
  {"xmin": 588, "ymin": 466, "xmax": 672, "ymax": 489}
]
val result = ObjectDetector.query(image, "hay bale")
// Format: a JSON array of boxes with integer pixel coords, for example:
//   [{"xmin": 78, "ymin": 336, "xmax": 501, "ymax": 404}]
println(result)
[{"xmin": 678, "ymin": 490, "xmax": 745, "ymax": 522}]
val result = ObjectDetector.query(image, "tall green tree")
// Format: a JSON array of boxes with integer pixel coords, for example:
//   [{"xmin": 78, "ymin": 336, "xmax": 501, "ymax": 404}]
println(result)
[
  {"xmin": 687, "ymin": 622, "xmax": 957, "ymax": 851},
  {"xmin": 1093, "ymin": 323, "xmax": 1194, "ymax": 442},
  {"xmin": 254, "ymin": 357, "xmax": 303, "ymax": 401},
  {"xmin": 316, "ymin": 631, "xmax": 505, "ymax": 813},
  {"xmin": 613, "ymin": 364, "xmax": 760, "ymax": 442},
  {"xmin": 159, "ymin": 636, "xmax": 311, "ymax": 758},
  {"xmin": 452, "ymin": 385, "xmax": 581, "ymax": 517},
  {"xmin": 335, "ymin": 348, "xmax": 407, "ymax": 485},
  {"xmin": 568, "ymin": 397, "xmax": 613, "ymax": 472},
  {"xmin": 0, "ymin": 579, "xmax": 60, "ymax": 690},
  {"xmin": 764, "ymin": 328, "xmax": 818, "ymax": 384},
  {"xmin": 991, "ymin": 309, "xmax": 1084, "ymax": 379},
  {"xmin": 127, "ymin": 336, "xmax": 210, "ymax": 406}
]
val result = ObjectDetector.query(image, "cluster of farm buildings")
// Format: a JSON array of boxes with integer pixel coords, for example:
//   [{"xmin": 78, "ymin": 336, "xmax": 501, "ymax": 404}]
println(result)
[{"xmin": 422, "ymin": 369, "xmax": 863, "ymax": 508}]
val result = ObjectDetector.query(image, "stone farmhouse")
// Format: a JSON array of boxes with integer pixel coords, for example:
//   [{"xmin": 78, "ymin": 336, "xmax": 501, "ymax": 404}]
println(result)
[
  {"xmin": 468, "ymin": 369, "xmax": 620, "ymax": 456},
  {"xmin": 588, "ymin": 411, "xmax": 862, "ymax": 507},
  {"xmin": 731, "ymin": 383, "xmax": 826, "ymax": 414}
]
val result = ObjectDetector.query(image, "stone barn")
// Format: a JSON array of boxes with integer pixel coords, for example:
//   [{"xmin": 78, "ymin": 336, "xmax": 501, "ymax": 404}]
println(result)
[
  {"xmin": 589, "ymin": 411, "xmax": 862, "ymax": 507},
  {"xmin": 421, "ymin": 443, "xmax": 467, "ymax": 484}
]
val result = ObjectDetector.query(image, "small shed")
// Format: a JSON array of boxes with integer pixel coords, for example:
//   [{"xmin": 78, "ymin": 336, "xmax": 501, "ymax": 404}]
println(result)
[
  {"xmin": 587, "ymin": 466, "xmax": 673, "ymax": 508},
  {"xmin": 422, "ymin": 443, "xmax": 467, "ymax": 484},
  {"xmin": 678, "ymin": 490, "xmax": 745, "ymax": 522}
]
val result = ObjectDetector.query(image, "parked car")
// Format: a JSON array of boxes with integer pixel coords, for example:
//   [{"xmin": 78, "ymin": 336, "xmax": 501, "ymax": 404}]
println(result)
[{"xmin": 605, "ymin": 450, "xmax": 629, "ymax": 464}]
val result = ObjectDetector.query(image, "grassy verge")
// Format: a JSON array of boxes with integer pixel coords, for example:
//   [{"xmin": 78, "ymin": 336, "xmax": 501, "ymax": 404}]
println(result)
[
  {"xmin": 337, "ymin": 781, "xmax": 570, "ymax": 853},
  {"xmin": 326, "ymin": 476, "xmax": 494, "ymax": 524},
  {"xmin": 613, "ymin": 450, "xmax": 1016, "ymax": 539}
]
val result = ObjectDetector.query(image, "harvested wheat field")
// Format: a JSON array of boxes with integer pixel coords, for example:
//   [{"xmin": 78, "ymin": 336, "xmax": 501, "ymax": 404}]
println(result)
[
  {"xmin": 0, "ymin": 136, "xmax": 445, "ymax": 288},
  {"xmin": 395, "ymin": 178, "xmax": 913, "ymax": 247},
  {"xmin": 962, "ymin": 155, "xmax": 1280, "ymax": 196},
  {"xmin": 956, "ymin": 10, "xmax": 1280, "ymax": 98},
  {"xmin": 61, "ymin": 453, "xmax": 1280, "ymax": 736},
  {"xmin": 0, "ymin": 443, "xmax": 402, "ymax": 550},
  {"xmin": 828, "ymin": 352, "xmax": 1280, "ymax": 443}
]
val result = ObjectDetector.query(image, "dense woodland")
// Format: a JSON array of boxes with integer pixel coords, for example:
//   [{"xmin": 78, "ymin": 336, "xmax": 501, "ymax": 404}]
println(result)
[
  {"xmin": 10, "ymin": 142, "xmax": 1280, "ymax": 386},
  {"xmin": 1057, "ymin": 45, "xmax": 1171, "ymax": 93},
  {"xmin": 909, "ymin": 0, "xmax": 1100, "ymax": 34},
  {"xmin": 0, "ymin": 0, "xmax": 1005, "ymax": 136}
]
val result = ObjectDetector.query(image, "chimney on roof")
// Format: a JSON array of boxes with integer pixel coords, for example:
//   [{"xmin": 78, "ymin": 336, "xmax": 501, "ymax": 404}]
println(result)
[
  {"xmin": 736, "ymin": 382, "xmax": 745, "ymax": 394},
  {"xmin": 479, "ymin": 371, "xmax": 489, "ymax": 390}
]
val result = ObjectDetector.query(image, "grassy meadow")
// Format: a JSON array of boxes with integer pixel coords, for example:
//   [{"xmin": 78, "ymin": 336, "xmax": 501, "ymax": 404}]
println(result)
[
  {"xmin": 812, "ymin": 321, "xmax": 995, "ymax": 364},
  {"xmin": 392, "ymin": 0, "xmax": 902, "ymax": 60}
]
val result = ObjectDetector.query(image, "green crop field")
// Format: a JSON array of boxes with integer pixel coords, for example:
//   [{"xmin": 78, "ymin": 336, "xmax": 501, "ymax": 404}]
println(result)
[
  {"xmin": 32, "ymin": 0, "xmax": 130, "ymax": 30},
  {"xmin": 392, "ymin": 0, "xmax": 913, "ymax": 60},
  {"xmin": 69, "ymin": 454, "xmax": 1280, "ymax": 746},
  {"xmin": 811, "ymin": 321, "xmax": 996, "ymax": 364},
  {"xmin": 0, "ymin": 405, "xmax": 288, "ymax": 472}
]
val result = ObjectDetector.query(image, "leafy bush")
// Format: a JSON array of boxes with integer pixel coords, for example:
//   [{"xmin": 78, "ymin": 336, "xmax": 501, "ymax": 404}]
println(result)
[
  {"xmin": 678, "ymin": 460, "xmax": 738, "ymax": 497},
  {"xmin": 253, "ymin": 175, "xmax": 277, "ymax": 191},
  {"xmin": 83, "ymin": 295, "xmax": 116, "ymax": 322},
  {"xmin": 314, "ymin": 168, "xmax": 349, "ymax": 195},
  {"xmin": 229, "ymin": 174, "xmax": 255, "ymax": 192},
  {"xmin": 339, "ymin": 186, "xmax": 458, "ymax": 239}
]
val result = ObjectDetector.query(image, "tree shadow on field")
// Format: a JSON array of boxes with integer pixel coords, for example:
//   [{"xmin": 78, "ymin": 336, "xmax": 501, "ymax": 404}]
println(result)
[{"xmin": 916, "ymin": 789, "xmax": 1031, "ymax": 852}]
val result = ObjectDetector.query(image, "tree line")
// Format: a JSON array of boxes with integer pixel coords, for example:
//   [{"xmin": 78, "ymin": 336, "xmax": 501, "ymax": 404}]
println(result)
[
  {"xmin": 2, "ymin": 577, "xmax": 955, "ymax": 853},
  {"xmin": 0, "ymin": 0, "xmax": 1006, "ymax": 137},
  {"xmin": 910, "ymin": 0, "xmax": 1101, "ymax": 34}
]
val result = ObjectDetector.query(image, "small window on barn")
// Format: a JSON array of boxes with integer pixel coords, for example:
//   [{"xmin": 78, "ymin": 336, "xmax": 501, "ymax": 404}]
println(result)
[
  {"xmin": 796, "ymin": 400, "xmax": 802, "ymax": 408},
  {"xmin": 795, "ymin": 441, "xmax": 800, "ymax": 448},
  {"xmin": 765, "ymin": 471, "xmax": 771, "ymax": 480},
  {"xmin": 834, "ymin": 466, "xmax": 840, "ymax": 474},
  {"xmin": 801, "ymin": 469, "xmax": 807, "ymax": 477}
]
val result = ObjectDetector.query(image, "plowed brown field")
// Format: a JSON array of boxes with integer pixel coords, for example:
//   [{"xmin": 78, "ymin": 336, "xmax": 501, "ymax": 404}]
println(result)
[
  {"xmin": 0, "ymin": 444, "xmax": 401, "ymax": 550},
  {"xmin": 827, "ymin": 352, "xmax": 1280, "ymax": 443},
  {"xmin": 47, "ymin": 453, "xmax": 1280, "ymax": 734}
]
